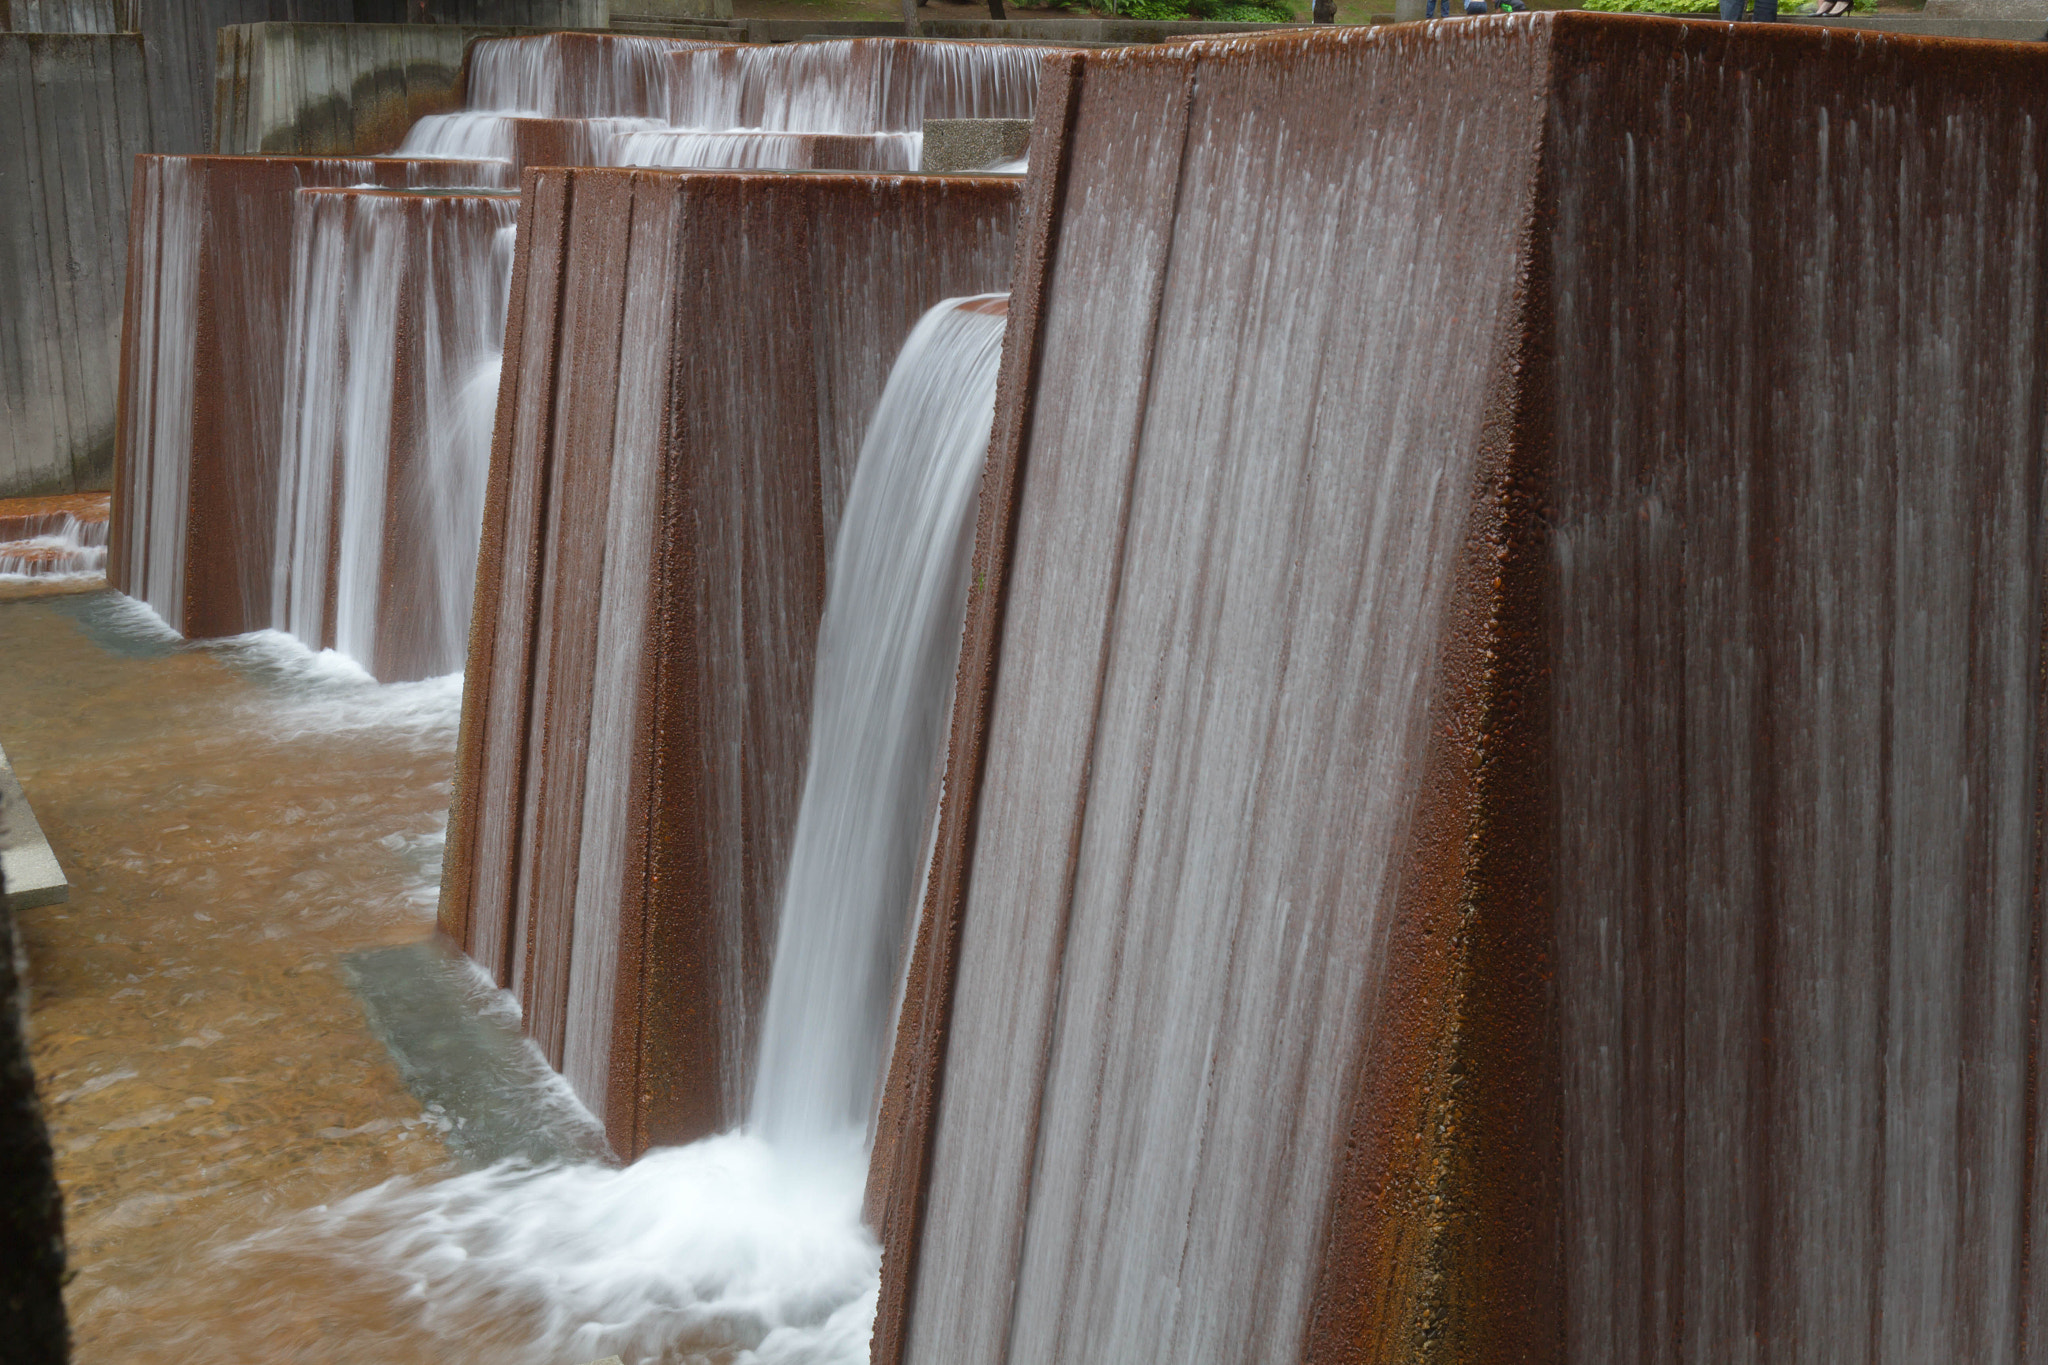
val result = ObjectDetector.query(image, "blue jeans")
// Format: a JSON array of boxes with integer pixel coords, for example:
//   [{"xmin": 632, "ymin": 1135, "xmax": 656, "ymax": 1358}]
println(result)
[
  {"xmin": 1425, "ymin": 0, "xmax": 1449, "ymax": 16},
  {"xmin": 1719, "ymin": 0, "xmax": 1778, "ymax": 18}
]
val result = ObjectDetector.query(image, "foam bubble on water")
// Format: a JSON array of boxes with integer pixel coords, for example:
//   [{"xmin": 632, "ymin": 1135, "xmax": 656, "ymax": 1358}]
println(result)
[{"xmin": 215, "ymin": 1134, "xmax": 878, "ymax": 1365}]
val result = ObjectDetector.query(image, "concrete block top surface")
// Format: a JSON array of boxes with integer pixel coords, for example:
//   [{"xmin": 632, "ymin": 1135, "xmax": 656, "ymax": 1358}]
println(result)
[
  {"xmin": 0, "ymin": 741, "xmax": 66, "ymax": 911},
  {"xmin": 920, "ymin": 117, "xmax": 1031, "ymax": 173}
]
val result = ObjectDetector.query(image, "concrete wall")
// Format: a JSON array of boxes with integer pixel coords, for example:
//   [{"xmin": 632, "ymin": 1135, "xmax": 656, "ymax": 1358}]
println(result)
[
  {"xmin": 0, "ymin": 34, "xmax": 151, "ymax": 497},
  {"xmin": 136, "ymin": 2, "xmax": 355, "ymax": 157},
  {"xmin": 0, "ymin": 0, "xmax": 136, "ymax": 30},
  {"xmin": 212, "ymin": 20, "xmax": 619, "ymax": 154},
  {"xmin": 214, "ymin": 22, "xmax": 470, "ymax": 154},
  {"xmin": 874, "ymin": 20, "xmax": 2048, "ymax": 1365},
  {"xmin": 442, "ymin": 167, "xmax": 1021, "ymax": 1158}
]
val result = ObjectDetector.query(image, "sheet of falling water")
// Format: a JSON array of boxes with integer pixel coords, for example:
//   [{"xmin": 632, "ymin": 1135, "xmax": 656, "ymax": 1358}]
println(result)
[{"xmin": 0, "ymin": 585, "xmax": 463, "ymax": 1362}]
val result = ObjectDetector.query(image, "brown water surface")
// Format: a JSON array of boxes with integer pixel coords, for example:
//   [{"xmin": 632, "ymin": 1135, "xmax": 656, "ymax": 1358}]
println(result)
[{"xmin": 1, "ymin": 585, "xmax": 463, "ymax": 1360}]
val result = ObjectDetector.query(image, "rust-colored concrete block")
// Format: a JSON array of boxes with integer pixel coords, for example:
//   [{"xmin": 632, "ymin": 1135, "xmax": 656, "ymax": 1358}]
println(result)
[
  {"xmin": 871, "ymin": 18, "xmax": 2048, "ymax": 1365},
  {"xmin": 440, "ymin": 167, "xmax": 1021, "ymax": 1160},
  {"xmin": 110, "ymin": 154, "xmax": 504, "ymax": 639}
]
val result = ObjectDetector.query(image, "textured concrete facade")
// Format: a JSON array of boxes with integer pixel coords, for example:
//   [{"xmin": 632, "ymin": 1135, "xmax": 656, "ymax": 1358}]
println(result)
[
  {"xmin": 0, "ymin": 33, "xmax": 151, "ymax": 496},
  {"xmin": 110, "ymin": 155, "xmax": 505, "ymax": 640},
  {"xmin": 215, "ymin": 21, "xmax": 488, "ymax": 154},
  {"xmin": 919, "ymin": 117, "xmax": 1029, "ymax": 173}
]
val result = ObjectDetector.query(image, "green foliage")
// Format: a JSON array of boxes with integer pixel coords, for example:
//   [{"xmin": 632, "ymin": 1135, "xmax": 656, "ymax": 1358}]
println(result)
[
  {"xmin": 1579, "ymin": 0, "xmax": 1874, "ymax": 11},
  {"xmin": 1191, "ymin": 0, "xmax": 1300, "ymax": 19},
  {"xmin": 1106, "ymin": 0, "xmax": 1297, "ymax": 20}
]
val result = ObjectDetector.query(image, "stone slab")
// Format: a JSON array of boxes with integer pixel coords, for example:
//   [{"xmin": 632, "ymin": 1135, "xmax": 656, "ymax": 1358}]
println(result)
[
  {"xmin": 872, "ymin": 18, "xmax": 2048, "ymax": 1365},
  {"xmin": 920, "ymin": 115, "xmax": 1029, "ymax": 171},
  {"xmin": 0, "ymin": 741, "xmax": 66, "ymax": 912},
  {"xmin": 0, "ymin": 33, "xmax": 152, "ymax": 497},
  {"xmin": 343, "ymin": 940, "xmax": 613, "ymax": 1169}
]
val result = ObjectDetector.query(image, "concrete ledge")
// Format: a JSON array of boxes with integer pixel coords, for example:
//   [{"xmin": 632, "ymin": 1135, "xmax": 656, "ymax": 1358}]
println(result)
[
  {"xmin": 0, "ymin": 32, "xmax": 151, "ymax": 496},
  {"xmin": 0, "ymin": 741, "xmax": 66, "ymax": 912},
  {"xmin": 921, "ymin": 116, "xmax": 1029, "ymax": 171}
]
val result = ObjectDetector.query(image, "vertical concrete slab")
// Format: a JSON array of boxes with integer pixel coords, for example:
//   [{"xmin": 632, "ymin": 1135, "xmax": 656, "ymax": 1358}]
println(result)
[
  {"xmin": 873, "ymin": 18, "xmax": 2048, "ymax": 1365},
  {"xmin": 110, "ymin": 154, "xmax": 506, "ymax": 638},
  {"xmin": 0, "ymin": 32, "xmax": 151, "ymax": 496}
]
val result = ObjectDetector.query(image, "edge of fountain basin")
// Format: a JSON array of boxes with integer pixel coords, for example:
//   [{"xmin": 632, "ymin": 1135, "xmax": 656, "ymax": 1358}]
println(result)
[{"xmin": 0, "ymin": 740, "xmax": 68, "ymax": 912}]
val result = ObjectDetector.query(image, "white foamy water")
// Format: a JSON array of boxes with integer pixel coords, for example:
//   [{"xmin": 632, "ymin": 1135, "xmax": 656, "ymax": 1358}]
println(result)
[{"xmin": 218, "ymin": 1135, "xmax": 878, "ymax": 1365}]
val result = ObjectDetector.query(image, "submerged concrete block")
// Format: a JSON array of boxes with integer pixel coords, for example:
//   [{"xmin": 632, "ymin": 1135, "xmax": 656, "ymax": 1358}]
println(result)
[
  {"xmin": 0, "ymin": 741, "xmax": 66, "ymax": 912},
  {"xmin": 110, "ymin": 154, "xmax": 506, "ymax": 640},
  {"xmin": 440, "ymin": 167, "xmax": 1021, "ymax": 1159},
  {"xmin": 0, "ymin": 33, "xmax": 151, "ymax": 497},
  {"xmin": 872, "ymin": 19, "xmax": 2048, "ymax": 1365}
]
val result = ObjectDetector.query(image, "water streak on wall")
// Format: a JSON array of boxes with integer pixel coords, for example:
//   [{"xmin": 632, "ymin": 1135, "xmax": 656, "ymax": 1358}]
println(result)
[
  {"xmin": 872, "ymin": 19, "xmax": 2048, "ymax": 1365},
  {"xmin": 273, "ymin": 187, "xmax": 519, "ymax": 681},
  {"xmin": 111, "ymin": 154, "xmax": 505, "ymax": 638}
]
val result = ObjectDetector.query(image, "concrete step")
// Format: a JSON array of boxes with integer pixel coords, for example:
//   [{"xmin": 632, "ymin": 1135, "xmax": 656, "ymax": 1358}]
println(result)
[{"xmin": 0, "ymin": 741, "xmax": 66, "ymax": 911}]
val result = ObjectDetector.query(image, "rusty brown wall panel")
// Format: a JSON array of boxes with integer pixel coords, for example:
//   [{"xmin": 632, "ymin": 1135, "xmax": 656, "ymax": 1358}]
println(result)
[
  {"xmin": 1538, "ymin": 21, "xmax": 2048, "ymax": 1364},
  {"xmin": 877, "ymin": 17, "xmax": 2048, "ymax": 1365},
  {"xmin": 447, "ymin": 167, "xmax": 1021, "ymax": 1159},
  {"xmin": 513, "ymin": 170, "xmax": 636, "ymax": 1069},
  {"xmin": 443, "ymin": 166, "xmax": 571, "ymax": 984}
]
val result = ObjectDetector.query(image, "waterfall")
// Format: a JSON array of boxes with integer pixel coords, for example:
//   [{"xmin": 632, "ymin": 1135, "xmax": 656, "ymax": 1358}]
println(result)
[
  {"xmin": 404, "ymin": 36, "xmax": 1042, "ymax": 176},
  {"xmin": 273, "ymin": 191, "xmax": 519, "ymax": 681},
  {"xmin": 751, "ymin": 295, "xmax": 1009, "ymax": 1153},
  {"xmin": 120, "ymin": 156, "xmax": 201, "ymax": 631},
  {"xmin": 0, "ymin": 504, "xmax": 110, "ymax": 579}
]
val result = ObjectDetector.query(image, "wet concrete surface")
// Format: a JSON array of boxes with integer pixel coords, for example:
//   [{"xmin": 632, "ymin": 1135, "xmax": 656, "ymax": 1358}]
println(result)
[{"xmin": 0, "ymin": 584, "xmax": 469, "ymax": 1360}]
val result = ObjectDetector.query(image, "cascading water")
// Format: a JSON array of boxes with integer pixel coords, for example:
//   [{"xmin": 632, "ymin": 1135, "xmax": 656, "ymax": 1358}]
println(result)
[
  {"xmin": 752, "ymin": 296, "xmax": 1008, "ymax": 1153},
  {"xmin": 0, "ymin": 499, "xmax": 111, "ymax": 580},
  {"xmin": 273, "ymin": 191, "xmax": 518, "ymax": 682},
  {"xmin": 173, "ymin": 294, "xmax": 1011, "ymax": 1364},
  {"xmin": 393, "ymin": 35, "xmax": 1040, "ymax": 177}
]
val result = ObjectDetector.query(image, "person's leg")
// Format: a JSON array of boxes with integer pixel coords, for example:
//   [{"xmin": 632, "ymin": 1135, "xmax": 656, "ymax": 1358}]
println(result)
[
  {"xmin": 1718, "ymin": 0, "xmax": 1747, "ymax": 17},
  {"xmin": 1752, "ymin": 0, "xmax": 1778, "ymax": 19}
]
